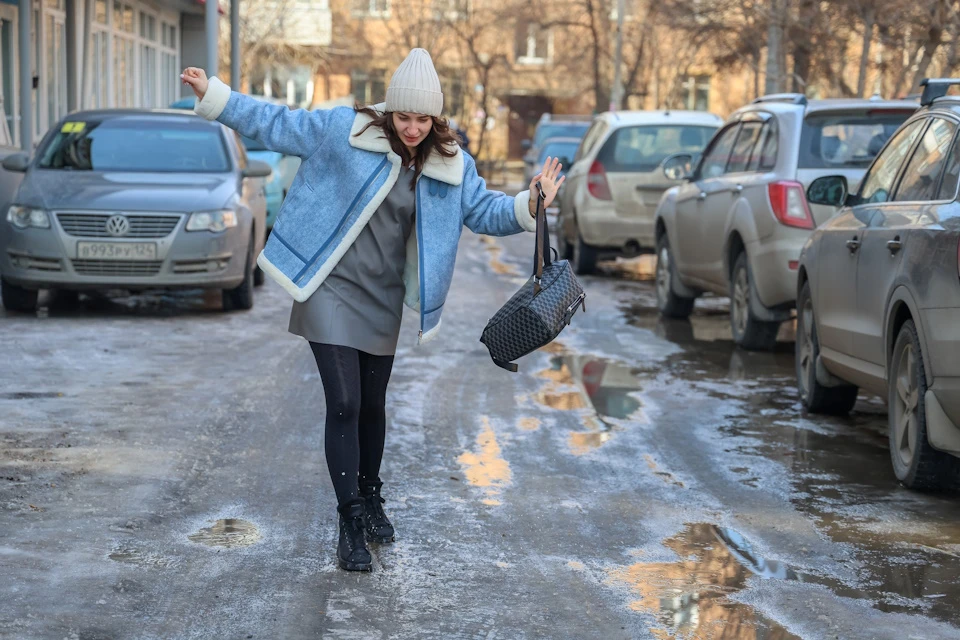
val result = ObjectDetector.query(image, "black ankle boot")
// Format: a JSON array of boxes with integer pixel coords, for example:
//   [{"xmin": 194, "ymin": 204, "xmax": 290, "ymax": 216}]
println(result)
[
  {"xmin": 337, "ymin": 499, "xmax": 372, "ymax": 571},
  {"xmin": 359, "ymin": 480, "xmax": 395, "ymax": 543}
]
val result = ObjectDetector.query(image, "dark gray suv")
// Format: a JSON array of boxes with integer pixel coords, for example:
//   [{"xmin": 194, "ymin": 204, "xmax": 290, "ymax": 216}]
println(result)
[{"xmin": 798, "ymin": 79, "xmax": 960, "ymax": 489}]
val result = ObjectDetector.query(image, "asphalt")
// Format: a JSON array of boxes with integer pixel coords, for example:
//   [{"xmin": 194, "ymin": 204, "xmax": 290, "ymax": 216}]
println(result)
[{"xmin": 2, "ymin": 223, "xmax": 960, "ymax": 639}]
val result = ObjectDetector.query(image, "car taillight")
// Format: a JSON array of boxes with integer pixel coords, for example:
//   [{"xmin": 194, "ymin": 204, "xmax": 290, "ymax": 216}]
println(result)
[
  {"xmin": 587, "ymin": 160, "xmax": 612, "ymax": 200},
  {"xmin": 768, "ymin": 181, "xmax": 814, "ymax": 230}
]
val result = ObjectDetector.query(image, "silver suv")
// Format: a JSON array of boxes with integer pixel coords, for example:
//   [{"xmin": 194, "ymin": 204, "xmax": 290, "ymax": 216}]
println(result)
[{"xmin": 654, "ymin": 94, "xmax": 917, "ymax": 349}]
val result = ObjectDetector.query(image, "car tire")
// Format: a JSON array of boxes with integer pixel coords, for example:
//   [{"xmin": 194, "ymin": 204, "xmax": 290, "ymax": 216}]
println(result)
[
  {"xmin": 223, "ymin": 236, "xmax": 255, "ymax": 311},
  {"xmin": 655, "ymin": 236, "xmax": 695, "ymax": 319},
  {"xmin": 888, "ymin": 319, "xmax": 960, "ymax": 490},
  {"xmin": 573, "ymin": 233, "xmax": 597, "ymax": 275},
  {"xmin": 1, "ymin": 278, "xmax": 38, "ymax": 313},
  {"xmin": 796, "ymin": 281, "xmax": 858, "ymax": 415},
  {"xmin": 254, "ymin": 265, "xmax": 265, "ymax": 287},
  {"xmin": 730, "ymin": 253, "xmax": 780, "ymax": 351}
]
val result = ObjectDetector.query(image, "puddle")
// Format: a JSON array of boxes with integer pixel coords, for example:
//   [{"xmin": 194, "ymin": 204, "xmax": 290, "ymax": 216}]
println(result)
[
  {"xmin": 480, "ymin": 236, "xmax": 520, "ymax": 276},
  {"xmin": 518, "ymin": 417, "xmax": 541, "ymax": 432},
  {"xmin": 187, "ymin": 518, "xmax": 261, "ymax": 548},
  {"xmin": 457, "ymin": 416, "xmax": 512, "ymax": 505},
  {"xmin": 607, "ymin": 523, "xmax": 805, "ymax": 639},
  {"xmin": 536, "ymin": 356, "xmax": 645, "ymax": 422},
  {"xmin": 109, "ymin": 545, "xmax": 178, "ymax": 568}
]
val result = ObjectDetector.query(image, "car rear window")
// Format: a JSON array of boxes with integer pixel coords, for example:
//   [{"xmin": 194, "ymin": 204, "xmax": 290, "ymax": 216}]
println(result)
[
  {"xmin": 534, "ymin": 122, "xmax": 591, "ymax": 147},
  {"xmin": 597, "ymin": 125, "xmax": 717, "ymax": 173},
  {"xmin": 538, "ymin": 141, "xmax": 580, "ymax": 165},
  {"xmin": 798, "ymin": 110, "xmax": 914, "ymax": 169},
  {"xmin": 38, "ymin": 118, "xmax": 231, "ymax": 172}
]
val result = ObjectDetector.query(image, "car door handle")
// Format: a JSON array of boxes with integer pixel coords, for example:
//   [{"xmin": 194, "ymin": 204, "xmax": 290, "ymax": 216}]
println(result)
[
  {"xmin": 697, "ymin": 191, "xmax": 707, "ymax": 201},
  {"xmin": 730, "ymin": 184, "xmax": 743, "ymax": 194},
  {"xmin": 846, "ymin": 238, "xmax": 860, "ymax": 253},
  {"xmin": 887, "ymin": 237, "xmax": 902, "ymax": 254}
]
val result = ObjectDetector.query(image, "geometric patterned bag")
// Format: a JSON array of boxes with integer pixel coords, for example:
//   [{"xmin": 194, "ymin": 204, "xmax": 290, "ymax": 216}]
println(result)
[{"xmin": 480, "ymin": 183, "xmax": 586, "ymax": 372}]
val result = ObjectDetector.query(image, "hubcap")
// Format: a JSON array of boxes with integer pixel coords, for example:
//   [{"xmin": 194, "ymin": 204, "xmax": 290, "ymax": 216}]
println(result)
[
  {"xmin": 656, "ymin": 247, "xmax": 671, "ymax": 305},
  {"xmin": 732, "ymin": 266, "xmax": 749, "ymax": 337},
  {"xmin": 798, "ymin": 298, "xmax": 814, "ymax": 396},
  {"xmin": 893, "ymin": 343, "xmax": 920, "ymax": 468}
]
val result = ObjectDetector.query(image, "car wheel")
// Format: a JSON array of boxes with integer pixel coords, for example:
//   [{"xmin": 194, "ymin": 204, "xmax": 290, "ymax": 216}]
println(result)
[
  {"xmin": 1, "ymin": 278, "xmax": 38, "ymax": 313},
  {"xmin": 573, "ymin": 233, "xmax": 597, "ymax": 275},
  {"xmin": 254, "ymin": 265, "xmax": 265, "ymax": 287},
  {"xmin": 223, "ymin": 236, "xmax": 255, "ymax": 311},
  {"xmin": 796, "ymin": 281, "xmax": 858, "ymax": 414},
  {"xmin": 655, "ymin": 236, "xmax": 695, "ymax": 319},
  {"xmin": 730, "ymin": 253, "xmax": 780, "ymax": 351},
  {"xmin": 888, "ymin": 319, "xmax": 960, "ymax": 490}
]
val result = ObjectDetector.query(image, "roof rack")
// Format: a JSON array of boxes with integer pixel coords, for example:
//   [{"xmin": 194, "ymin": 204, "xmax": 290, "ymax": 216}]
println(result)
[
  {"xmin": 919, "ymin": 78, "xmax": 960, "ymax": 105},
  {"xmin": 751, "ymin": 93, "xmax": 808, "ymax": 106}
]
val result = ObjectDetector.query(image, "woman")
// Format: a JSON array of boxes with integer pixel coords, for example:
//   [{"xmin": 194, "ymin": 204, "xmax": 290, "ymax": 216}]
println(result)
[{"xmin": 181, "ymin": 48, "xmax": 564, "ymax": 572}]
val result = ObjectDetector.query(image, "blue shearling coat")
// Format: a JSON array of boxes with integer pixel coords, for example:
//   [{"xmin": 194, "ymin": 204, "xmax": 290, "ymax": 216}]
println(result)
[{"xmin": 194, "ymin": 77, "xmax": 536, "ymax": 344}]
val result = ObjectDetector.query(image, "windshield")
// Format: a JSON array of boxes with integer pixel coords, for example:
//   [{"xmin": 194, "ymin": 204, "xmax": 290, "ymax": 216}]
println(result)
[
  {"xmin": 799, "ymin": 111, "xmax": 914, "ymax": 168},
  {"xmin": 597, "ymin": 125, "xmax": 717, "ymax": 172},
  {"xmin": 534, "ymin": 122, "xmax": 590, "ymax": 147},
  {"xmin": 241, "ymin": 135, "xmax": 267, "ymax": 152},
  {"xmin": 538, "ymin": 141, "xmax": 580, "ymax": 165},
  {"xmin": 38, "ymin": 118, "xmax": 231, "ymax": 172}
]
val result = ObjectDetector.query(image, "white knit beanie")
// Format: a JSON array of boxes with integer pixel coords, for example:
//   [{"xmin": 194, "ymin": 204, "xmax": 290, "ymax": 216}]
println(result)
[{"xmin": 385, "ymin": 48, "xmax": 444, "ymax": 117}]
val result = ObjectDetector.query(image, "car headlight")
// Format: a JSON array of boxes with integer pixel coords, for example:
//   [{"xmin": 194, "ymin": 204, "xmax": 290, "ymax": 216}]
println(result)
[
  {"xmin": 6, "ymin": 205, "xmax": 50, "ymax": 229},
  {"xmin": 186, "ymin": 210, "xmax": 238, "ymax": 232}
]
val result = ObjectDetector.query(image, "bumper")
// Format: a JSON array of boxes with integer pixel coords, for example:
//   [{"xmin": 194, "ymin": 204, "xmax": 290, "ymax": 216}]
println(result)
[
  {"xmin": 578, "ymin": 201, "xmax": 655, "ymax": 251},
  {"xmin": 0, "ymin": 222, "xmax": 248, "ymax": 291},
  {"xmin": 926, "ymin": 379, "xmax": 960, "ymax": 456},
  {"xmin": 748, "ymin": 231, "xmax": 809, "ymax": 308}
]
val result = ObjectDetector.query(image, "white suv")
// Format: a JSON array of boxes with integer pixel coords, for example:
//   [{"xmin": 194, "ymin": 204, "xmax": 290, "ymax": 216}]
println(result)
[{"xmin": 556, "ymin": 110, "xmax": 722, "ymax": 274}]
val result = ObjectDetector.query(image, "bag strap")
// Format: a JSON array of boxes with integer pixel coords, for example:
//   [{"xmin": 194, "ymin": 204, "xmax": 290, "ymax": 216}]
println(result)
[{"xmin": 532, "ymin": 181, "xmax": 553, "ymax": 294}]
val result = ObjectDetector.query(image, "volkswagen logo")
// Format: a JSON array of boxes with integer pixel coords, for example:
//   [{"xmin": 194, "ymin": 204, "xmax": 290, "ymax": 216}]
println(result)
[{"xmin": 105, "ymin": 214, "xmax": 130, "ymax": 237}]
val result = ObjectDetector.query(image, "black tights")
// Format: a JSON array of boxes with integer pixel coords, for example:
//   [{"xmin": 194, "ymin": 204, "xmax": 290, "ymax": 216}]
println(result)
[{"xmin": 309, "ymin": 342, "xmax": 395, "ymax": 507}]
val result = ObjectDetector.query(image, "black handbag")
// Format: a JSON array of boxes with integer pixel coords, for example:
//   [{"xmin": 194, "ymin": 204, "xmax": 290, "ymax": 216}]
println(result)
[{"xmin": 479, "ymin": 183, "xmax": 586, "ymax": 372}]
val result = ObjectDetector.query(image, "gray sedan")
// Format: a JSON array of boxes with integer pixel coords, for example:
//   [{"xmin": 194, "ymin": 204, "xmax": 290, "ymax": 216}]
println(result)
[
  {"xmin": 0, "ymin": 109, "xmax": 271, "ymax": 313},
  {"xmin": 797, "ymin": 89, "xmax": 960, "ymax": 489}
]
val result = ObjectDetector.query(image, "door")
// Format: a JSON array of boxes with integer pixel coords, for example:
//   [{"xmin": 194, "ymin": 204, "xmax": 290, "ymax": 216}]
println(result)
[
  {"xmin": 674, "ymin": 122, "xmax": 740, "ymax": 281},
  {"xmin": 562, "ymin": 119, "xmax": 607, "ymax": 242},
  {"xmin": 855, "ymin": 117, "xmax": 959, "ymax": 380},
  {"xmin": 816, "ymin": 118, "xmax": 927, "ymax": 363}
]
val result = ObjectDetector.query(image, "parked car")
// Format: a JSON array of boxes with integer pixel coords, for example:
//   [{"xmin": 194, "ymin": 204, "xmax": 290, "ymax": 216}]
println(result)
[
  {"xmin": 796, "ymin": 79, "xmax": 960, "ymax": 489},
  {"xmin": 654, "ymin": 94, "xmax": 918, "ymax": 350},
  {"xmin": 0, "ymin": 109, "xmax": 271, "ymax": 313},
  {"xmin": 170, "ymin": 96, "xmax": 301, "ymax": 229},
  {"xmin": 557, "ymin": 110, "xmax": 722, "ymax": 274},
  {"xmin": 534, "ymin": 136, "xmax": 580, "ymax": 215},
  {"xmin": 0, "ymin": 115, "xmax": 26, "ymax": 225},
  {"xmin": 523, "ymin": 114, "xmax": 592, "ymax": 184}
]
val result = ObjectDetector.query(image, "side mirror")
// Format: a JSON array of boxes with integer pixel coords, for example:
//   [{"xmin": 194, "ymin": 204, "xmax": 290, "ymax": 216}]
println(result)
[
  {"xmin": 557, "ymin": 156, "xmax": 572, "ymax": 170},
  {"xmin": 2, "ymin": 152, "xmax": 30, "ymax": 173},
  {"xmin": 807, "ymin": 175, "xmax": 848, "ymax": 207},
  {"xmin": 242, "ymin": 160, "xmax": 272, "ymax": 179},
  {"xmin": 521, "ymin": 139, "xmax": 532, "ymax": 150},
  {"xmin": 661, "ymin": 153, "xmax": 694, "ymax": 181}
]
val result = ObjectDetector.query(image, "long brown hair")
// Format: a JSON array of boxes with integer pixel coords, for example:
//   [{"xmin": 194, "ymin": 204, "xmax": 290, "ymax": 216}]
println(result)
[{"xmin": 354, "ymin": 105, "xmax": 460, "ymax": 189}]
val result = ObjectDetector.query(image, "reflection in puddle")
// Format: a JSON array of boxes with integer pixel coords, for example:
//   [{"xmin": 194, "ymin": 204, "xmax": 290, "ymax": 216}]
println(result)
[
  {"xmin": 480, "ymin": 236, "xmax": 519, "ymax": 276},
  {"xmin": 20, "ymin": 289, "xmax": 226, "ymax": 319},
  {"xmin": 457, "ymin": 416, "xmax": 512, "ymax": 506},
  {"xmin": 518, "ymin": 417, "xmax": 541, "ymax": 431},
  {"xmin": 187, "ymin": 518, "xmax": 261, "ymax": 548},
  {"xmin": 607, "ymin": 523, "xmax": 803, "ymax": 639}
]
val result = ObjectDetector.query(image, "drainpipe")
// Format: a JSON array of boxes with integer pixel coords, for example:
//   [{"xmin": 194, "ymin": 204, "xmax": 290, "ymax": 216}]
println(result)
[
  {"xmin": 230, "ymin": 0, "xmax": 239, "ymax": 89},
  {"xmin": 66, "ymin": 0, "xmax": 77, "ymax": 111},
  {"xmin": 81, "ymin": 0, "xmax": 92, "ymax": 109},
  {"xmin": 205, "ymin": 0, "xmax": 217, "ymax": 77},
  {"xmin": 19, "ymin": 0, "xmax": 31, "ymax": 150}
]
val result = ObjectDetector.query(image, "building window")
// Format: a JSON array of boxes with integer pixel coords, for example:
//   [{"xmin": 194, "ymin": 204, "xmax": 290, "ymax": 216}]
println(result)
[
  {"xmin": 352, "ymin": 0, "xmax": 389, "ymax": 18},
  {"xmin": 440, "ymin": 74, "xmax": 464, "ymax": 117},
  {"xmin": 432, "ymin": 0, "xmax": 468, "ymax": 20},
  {"xmin": 515, "ymin": 25, "xmax": 551, "ymax": 65},
  {"xmin": 351, "ymin": 70, "xmax": 386, "ymax": 105},
  {"xmin": 679, "ymin": 75, "xmax": 710, "ymax": 111},
  {"xmin": 95, "ymin": 0, "xmax": 107, "ymax": 24}
]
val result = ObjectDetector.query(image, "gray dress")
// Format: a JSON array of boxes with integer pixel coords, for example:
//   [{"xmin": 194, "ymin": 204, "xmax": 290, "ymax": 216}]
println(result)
[{"xmin": 288, "ymin": 165, "xmax": 417, "ymax": 356}]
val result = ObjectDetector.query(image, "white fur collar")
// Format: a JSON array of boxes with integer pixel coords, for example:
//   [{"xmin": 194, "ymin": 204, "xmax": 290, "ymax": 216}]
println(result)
[{"xmin": 349, "ymin": 103, "xmax": 464, "ymax": 186}]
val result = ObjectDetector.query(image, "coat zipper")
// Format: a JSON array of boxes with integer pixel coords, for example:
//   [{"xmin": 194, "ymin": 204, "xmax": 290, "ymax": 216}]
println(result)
[{"xmin": 415, "ymin": 174, "xmax": 425, "ymax": 342}]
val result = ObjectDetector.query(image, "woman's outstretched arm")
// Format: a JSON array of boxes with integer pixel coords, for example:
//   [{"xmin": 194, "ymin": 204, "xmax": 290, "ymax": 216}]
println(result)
[
  {"xmin": 181, "ymin": 67, "xmax": 329, "ymax": 159},
  {"xmin": 461, "ymin": 154, "xmax": 565, "ymax": 236}
]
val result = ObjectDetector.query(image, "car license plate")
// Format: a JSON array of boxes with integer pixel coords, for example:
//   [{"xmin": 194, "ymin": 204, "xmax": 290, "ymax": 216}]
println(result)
[{"xmin": 76, "ymin": 241, "xmax": 157, "ymax": 260}]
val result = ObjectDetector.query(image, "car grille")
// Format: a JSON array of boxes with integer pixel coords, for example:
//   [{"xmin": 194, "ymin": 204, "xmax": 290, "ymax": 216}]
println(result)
[
  {"xmin": 56, "ymin": 213, "xmax": 181, "ymax": 238},
  {"xmin": 71, "ymin": 259, "xmax": 163, "ymax": 276}
]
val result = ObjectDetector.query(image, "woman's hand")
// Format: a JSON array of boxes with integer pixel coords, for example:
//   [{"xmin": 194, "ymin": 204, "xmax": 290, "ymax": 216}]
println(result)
[
  {"xmin": 180, "ymin": 67, "xmax": 209, "ymax": 101},
  {"xmin": 528, "ymin": 156, "xmax": 566, "ymax": 217}
]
